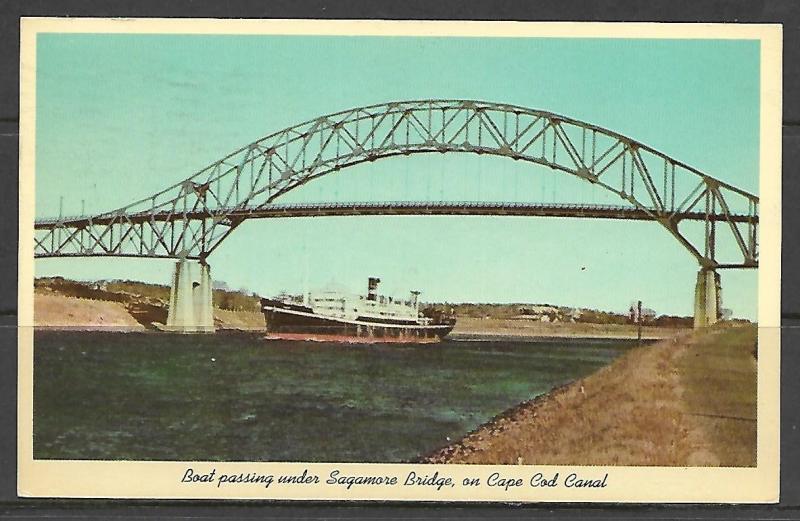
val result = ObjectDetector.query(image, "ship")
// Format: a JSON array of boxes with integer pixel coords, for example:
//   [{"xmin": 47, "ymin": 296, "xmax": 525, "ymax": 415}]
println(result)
[{"xmin": 261, "ymin": 277, "xmax": 456, "ymax": 343}]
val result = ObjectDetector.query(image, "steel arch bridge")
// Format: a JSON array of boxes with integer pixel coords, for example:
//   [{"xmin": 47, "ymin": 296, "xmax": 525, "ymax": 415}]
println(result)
[{"xmin": 34, "ymin": 99, "xmax": 759, "ymax": 270}]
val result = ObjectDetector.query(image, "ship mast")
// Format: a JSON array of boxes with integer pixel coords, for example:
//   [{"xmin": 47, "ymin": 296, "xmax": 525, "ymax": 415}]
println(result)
[{"xmin": 410, "ymin": 290, "xmax": 421, "ymax": 313}]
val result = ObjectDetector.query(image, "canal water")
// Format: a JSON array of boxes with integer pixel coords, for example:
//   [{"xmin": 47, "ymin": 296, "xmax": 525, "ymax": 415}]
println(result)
[{"xmin": 33, "ymin": 330, "xmax": 639, "ymax": 462}]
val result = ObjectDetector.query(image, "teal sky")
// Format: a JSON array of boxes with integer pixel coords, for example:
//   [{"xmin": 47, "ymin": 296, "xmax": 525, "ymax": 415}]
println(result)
[{"xmin": 33, "ymin": 34, "xmax": 760, "ymax": 318}]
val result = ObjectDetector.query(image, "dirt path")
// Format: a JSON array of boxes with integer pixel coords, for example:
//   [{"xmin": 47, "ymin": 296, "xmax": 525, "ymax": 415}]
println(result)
[{"xmin": 424, "ymin": 325, "xmax": 756, "ymax": 467}]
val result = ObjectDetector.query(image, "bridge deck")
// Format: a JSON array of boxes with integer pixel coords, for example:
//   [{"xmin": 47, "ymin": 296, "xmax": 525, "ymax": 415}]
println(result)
[{"xmin": 35, "ymin": 201, "xmax": 757, "ymax": 229}]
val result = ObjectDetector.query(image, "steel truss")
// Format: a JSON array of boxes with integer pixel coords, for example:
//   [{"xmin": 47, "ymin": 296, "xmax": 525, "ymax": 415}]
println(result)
[{"xmin": 34, "ymin": 100, "xmax": 759, "ymax": 268}]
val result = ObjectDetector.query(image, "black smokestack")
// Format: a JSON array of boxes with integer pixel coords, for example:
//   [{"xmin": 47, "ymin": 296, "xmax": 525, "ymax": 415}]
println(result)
[{"xmin": 367, "ymin": 277, "xmax": 381, "ymax": 301}]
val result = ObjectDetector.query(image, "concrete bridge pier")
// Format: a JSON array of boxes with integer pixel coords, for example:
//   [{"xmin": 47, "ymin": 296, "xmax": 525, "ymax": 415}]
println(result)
[
  {"xmin": 165, "ymin": 259, "xmax": 215, "ymax": 333},
  {"xmin": 694, "ymin": 268, "xmax": 721, "ymax": 329}
]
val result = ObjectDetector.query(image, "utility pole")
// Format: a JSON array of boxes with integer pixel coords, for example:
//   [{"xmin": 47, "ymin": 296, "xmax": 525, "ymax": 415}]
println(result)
[{"xmin": 637, "ymin": 300, "xmax": 643, "ymax": 345}]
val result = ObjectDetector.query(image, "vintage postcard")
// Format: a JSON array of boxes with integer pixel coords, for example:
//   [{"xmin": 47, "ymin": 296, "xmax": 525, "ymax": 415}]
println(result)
[{"xmin": 18, "ymin": 19, "xmax": 781, "ymax": 502}]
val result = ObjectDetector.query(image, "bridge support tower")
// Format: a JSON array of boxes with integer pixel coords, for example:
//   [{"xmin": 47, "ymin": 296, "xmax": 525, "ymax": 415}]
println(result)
[
  {"xmin": 166, "ymin": 259, "xmax": 215, "ymax": 333},
  {"xmin": 693, "ymin": 268, "xmax": 721, "ymax": 329}
]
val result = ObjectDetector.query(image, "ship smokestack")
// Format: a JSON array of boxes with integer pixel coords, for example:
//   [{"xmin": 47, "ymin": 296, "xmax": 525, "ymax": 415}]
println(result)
[{"xmin": 367, "ymin": 277, "xmax": 381, "ymax": 301}]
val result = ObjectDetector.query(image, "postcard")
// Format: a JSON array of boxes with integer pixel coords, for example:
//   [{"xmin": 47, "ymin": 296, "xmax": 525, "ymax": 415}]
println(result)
[{"xmin": 18, "ymin": 18, "xmax": 781, "ymax": 502}]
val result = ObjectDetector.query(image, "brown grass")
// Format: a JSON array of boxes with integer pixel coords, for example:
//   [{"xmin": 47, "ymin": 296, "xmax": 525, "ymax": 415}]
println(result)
[{"xmin": 424, "ymin": 325, "xmax": 756, "ymax": 467}]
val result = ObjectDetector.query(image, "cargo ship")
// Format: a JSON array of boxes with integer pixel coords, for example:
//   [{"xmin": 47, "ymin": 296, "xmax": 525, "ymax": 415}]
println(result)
[{"xmin": 261, "ymin": 278, "xmax": 456, "ymax": 343}]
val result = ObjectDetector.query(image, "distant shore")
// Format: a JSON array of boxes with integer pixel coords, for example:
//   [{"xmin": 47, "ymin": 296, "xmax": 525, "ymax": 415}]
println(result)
[
  {"xmin": 33, "ymin": 292, "xmax": 685, "ymax": 340},
  {"xmin": 451, "ymin": 316, "xmax": 686, "ymax": 340},
  {"xmin": 423, "ymin": 324, "xmax": 757, "ymax": 466}
]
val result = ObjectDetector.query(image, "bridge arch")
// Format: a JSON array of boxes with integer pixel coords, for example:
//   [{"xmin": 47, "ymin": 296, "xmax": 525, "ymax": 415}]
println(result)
[{"xmin": 35, "ymin": 99, "xmax": 758, "ymax": 270}]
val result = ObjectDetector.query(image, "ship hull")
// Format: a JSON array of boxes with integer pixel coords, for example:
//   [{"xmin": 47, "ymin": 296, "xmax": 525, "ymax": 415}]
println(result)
[{"xmin": 262, "ymin": 303, "xmax": 454, "ymax": 343}]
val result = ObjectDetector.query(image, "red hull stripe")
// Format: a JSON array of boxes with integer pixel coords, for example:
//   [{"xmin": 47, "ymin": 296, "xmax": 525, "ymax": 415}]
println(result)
[{"xmin": 263, "ymin": 333, "xmax": 440, "ymax": 344}]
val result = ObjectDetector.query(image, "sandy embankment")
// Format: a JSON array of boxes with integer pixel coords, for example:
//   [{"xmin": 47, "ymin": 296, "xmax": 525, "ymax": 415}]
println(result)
[
  {"xmin": 34, "ymin": 293, "xmax": 145, "ymax": 331},
  {"xmin": 451, "ymin": 316, "xmax": 686, "ymax": 339},
  {"xmin": 424, "ymin": 325, "xmax": 756, "ymax": 467}
]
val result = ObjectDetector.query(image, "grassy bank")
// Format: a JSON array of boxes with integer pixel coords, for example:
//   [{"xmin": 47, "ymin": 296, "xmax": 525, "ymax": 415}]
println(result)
[{"xmin": 424, "ymin": 324, "xmax": 756, "ymax": 466}]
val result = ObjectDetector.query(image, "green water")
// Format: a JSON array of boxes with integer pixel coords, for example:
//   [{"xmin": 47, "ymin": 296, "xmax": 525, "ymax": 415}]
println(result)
[{"xmin": 33, "ymin": 330, "xmax": 638, "ymax": 462}]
